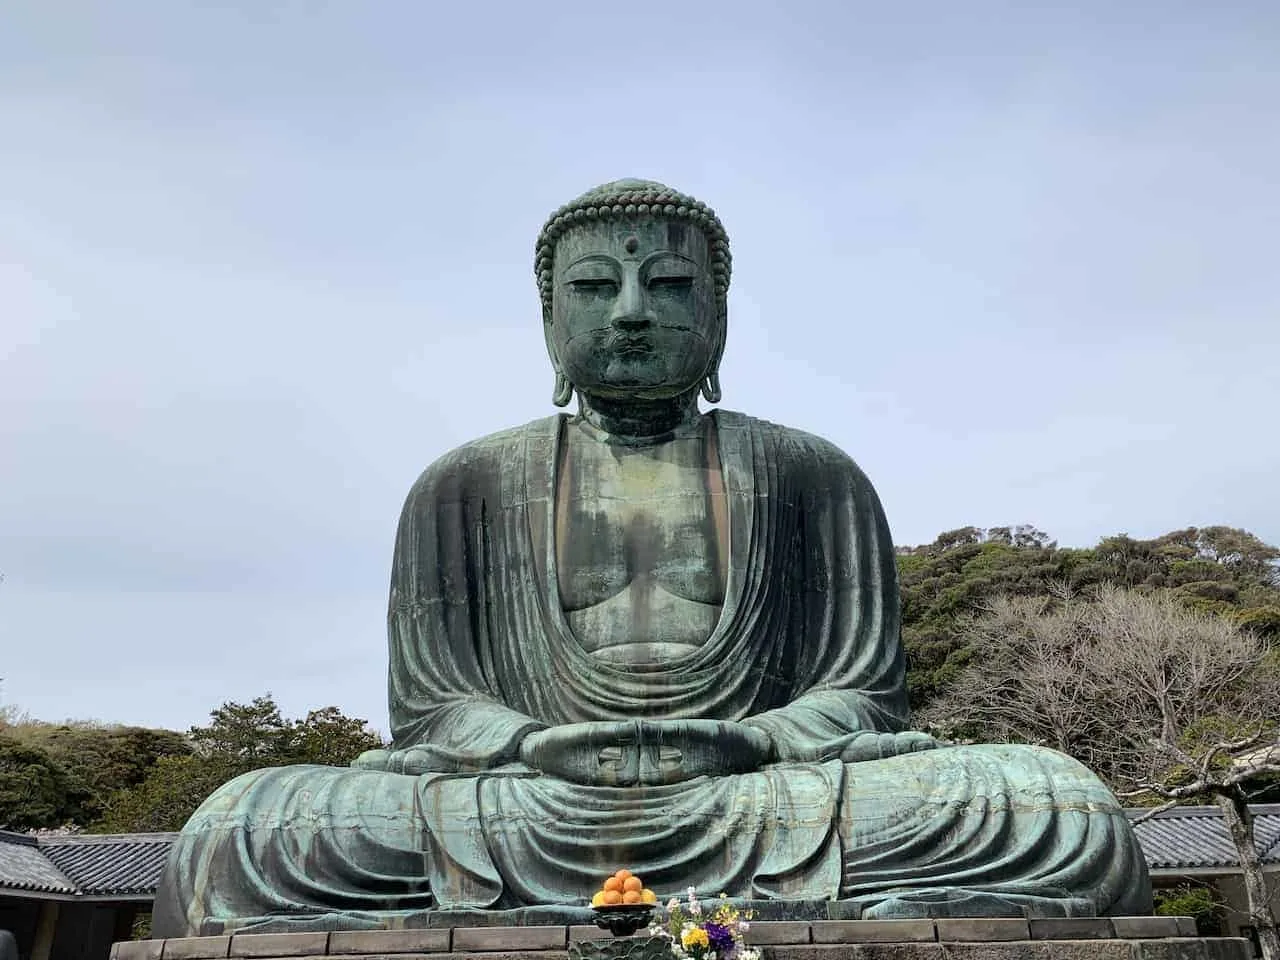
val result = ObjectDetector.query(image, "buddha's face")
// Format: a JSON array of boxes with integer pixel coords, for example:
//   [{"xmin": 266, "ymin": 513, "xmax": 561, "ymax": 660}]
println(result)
[{"xmin": 550, "ymin": 219, "xmax": 719, "ymax": 402}]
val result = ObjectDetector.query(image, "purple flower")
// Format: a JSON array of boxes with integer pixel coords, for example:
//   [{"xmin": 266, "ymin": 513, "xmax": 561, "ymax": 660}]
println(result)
[{"xmin": 704, "ymin": 922, "xmax": 735, "ymax": 957}]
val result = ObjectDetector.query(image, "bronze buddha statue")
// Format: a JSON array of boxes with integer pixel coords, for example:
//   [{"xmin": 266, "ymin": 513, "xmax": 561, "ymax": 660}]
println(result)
[{"xmin": 153, "ymin": 179, "xmax": 1151, "ymax": 936}]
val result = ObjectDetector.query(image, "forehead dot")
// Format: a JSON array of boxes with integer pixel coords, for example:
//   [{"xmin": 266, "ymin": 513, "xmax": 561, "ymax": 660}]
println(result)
[{"xmin": 623, "ymin": 235, "xmax": 639, "ymax": 254}]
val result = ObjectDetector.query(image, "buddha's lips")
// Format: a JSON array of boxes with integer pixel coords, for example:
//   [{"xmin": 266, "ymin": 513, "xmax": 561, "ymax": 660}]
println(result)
[{"xmin": 611, "ymin": 336, "xmax": 653, "ymax": 356}]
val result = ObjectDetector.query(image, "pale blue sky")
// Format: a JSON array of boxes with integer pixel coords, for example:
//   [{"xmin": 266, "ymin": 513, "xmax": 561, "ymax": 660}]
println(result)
[{"xmin": 2, "ymin": 1, "xmax": 1277, "ymax": 732}]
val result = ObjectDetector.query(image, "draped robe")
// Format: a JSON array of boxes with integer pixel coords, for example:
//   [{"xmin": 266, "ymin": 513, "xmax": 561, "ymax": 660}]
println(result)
[{"xmin": 152, "ymin": 412, "xmax": 1151, "ymax": 936}]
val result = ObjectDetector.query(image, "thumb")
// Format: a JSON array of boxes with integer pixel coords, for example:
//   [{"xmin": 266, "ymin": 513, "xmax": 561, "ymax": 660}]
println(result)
[{"xmin": 351, "ymin": 748, "xmax": 391, "ymax": 770}]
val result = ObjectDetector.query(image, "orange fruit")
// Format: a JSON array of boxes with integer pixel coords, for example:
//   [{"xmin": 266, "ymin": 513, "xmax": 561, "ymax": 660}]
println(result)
[
  {"xmin": 615, "ymin": 869, "xmax": 633, "ymax": 882},
  {"xmin": 623, "ymin": 890, "xmax": 642, "ymax": 904},
  {"xmin": 603, "ymin": 877, "xmax": 623, "ymax": 893},
  {"xmin": 641, "ymin": 889, "xmax": 657, "ymax": 904},
  {"xmin": 623, "ymin": 876, "xmax": 643, "ymax": 893},
  {"xmin": 603, "ymin": 889, "xmax": 623, "ymax": 905}
]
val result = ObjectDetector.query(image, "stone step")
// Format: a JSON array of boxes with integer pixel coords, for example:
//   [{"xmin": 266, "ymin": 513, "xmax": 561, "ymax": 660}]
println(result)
[{"xmin": 112, "ymin": 918, "xmax": 1241, "ymax": 960}]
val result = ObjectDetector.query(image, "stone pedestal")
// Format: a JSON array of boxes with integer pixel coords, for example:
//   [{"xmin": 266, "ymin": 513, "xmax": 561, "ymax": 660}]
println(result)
[
  {"xmin": 567, "ymin": 936, "xmax": 670, "ymax": 960},
  {"xmin": 113, "ymin": 917, "xmax": 1251, "ymax": 960}
]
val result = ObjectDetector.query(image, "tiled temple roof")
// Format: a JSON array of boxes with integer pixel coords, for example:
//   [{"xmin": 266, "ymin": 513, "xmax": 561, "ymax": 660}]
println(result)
[
  {"xmin": 1128, "ymin": 804, "xmax": 1280, "ymax": 870},
  {"xmin": 39, "ymin": 833, "xmax": 175, "ymax": 896},
  {"xmin": 0, "ymin": 830, "xmax": 175, "ymax": 899},
  {"xmin": 0, "ymin": 831, "xmax": 78, "ymax": 895}
]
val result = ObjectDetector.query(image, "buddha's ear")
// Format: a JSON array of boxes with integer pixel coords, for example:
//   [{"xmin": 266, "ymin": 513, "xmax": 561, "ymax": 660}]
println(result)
[
  {"xmin": 542, "ymin": 307, "xmax": 574, "ymax": 408},
  {"xmin": 552, "ymin": 372, "xmax": 573, "ymax": 407},
  {"xmin": 700, "ymin": 373, "xmax": 722, "ymax": 404},
  {"xmin": 700, "ymin": 305, "xmax": 727, "ymax": 404}
]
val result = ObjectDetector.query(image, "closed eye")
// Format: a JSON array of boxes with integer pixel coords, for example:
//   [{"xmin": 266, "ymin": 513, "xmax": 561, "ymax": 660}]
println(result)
[
  {"xmin": 647, "ymin": 276, "xmax": 693, "ymax": 292},
  {"xmin": 569, "ymin": 278, "xmax": 618, "ymax": 295}
]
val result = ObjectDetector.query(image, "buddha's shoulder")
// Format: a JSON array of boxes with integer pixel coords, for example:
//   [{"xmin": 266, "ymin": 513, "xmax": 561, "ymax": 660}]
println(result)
[
  {"xmin": 720, "ymin": 410, "xmax": 876, "ymax": 487},
  {"xmin": 402, "ymin": 417, "xmax": 561, "ymax": 502}
]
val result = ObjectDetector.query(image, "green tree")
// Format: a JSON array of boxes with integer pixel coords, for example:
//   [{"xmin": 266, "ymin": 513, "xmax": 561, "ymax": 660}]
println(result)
[
  {"xmin": 5, "ymin": 722, "xmax": 191, "ymax": 825},
  {"xmin": 896, "ymin": 527, "xmax": 1079, "ymax": 704},
  {"xmin": 189, "ymin": 695, "xmax": 293, "ymax": 764},
  {"xmin": 0, "ymin": 735, "xmax": 91, "ymax": 830},
  {"xmin": 184, "ymin": 695, "xmax": 383, "ymax": 767},
  {"xmin": 289, "ymin": 706, "xmax": 384, "ymax": 766},
  {"xmin": 1193, "ymin": 527, "xmax": 1280, "ymax": 585},
  {"xmin": 1233, "ymin": 605, "xmax": 1280, "ymax": 641}
]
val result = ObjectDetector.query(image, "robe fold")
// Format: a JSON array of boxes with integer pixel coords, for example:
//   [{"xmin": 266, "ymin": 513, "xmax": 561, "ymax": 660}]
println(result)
[
  {"xmin": 152, "ymin": 411, "xmax": 1151, "ymax": 937},
  {"xmin": 387, "ymin": 411, "xmax": 909, "ymax": 765}
]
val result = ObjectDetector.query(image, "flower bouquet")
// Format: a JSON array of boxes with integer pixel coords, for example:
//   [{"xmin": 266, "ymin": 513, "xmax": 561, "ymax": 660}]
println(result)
[{"xmin": 648, "ymin": 889, "xmax": 759, "ymax": 960}]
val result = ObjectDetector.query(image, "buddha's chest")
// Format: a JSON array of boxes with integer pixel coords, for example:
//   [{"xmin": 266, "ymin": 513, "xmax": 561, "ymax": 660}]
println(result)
[{"xmin": 553, "ymin": 425, "xmax": 728, "ymax": 661}]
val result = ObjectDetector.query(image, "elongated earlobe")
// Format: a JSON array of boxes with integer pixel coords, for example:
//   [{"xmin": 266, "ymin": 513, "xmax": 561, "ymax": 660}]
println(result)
[
  {"xmin": 552, "ymin": 371, "xmax": 574, "ymax": 407},
  {"xmin": 700, "ymin": 372, "xmax": 722, "ymax": 404}
]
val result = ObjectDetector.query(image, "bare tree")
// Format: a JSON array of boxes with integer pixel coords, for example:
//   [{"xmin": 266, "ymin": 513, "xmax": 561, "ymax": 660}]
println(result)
[{"xmin": 923, "ymin": 585, "xmax": 1280, "ymax": 960}]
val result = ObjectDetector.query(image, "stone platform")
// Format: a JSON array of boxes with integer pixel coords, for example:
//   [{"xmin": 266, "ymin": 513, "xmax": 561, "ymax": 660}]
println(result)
[{"xmin": 113, "ymin": 918, "xmax": 1249, "ymax": 960}]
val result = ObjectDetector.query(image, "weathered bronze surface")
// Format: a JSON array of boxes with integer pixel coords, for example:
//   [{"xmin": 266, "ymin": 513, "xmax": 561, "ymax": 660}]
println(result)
[
  {"xmin": 152, "ymin": 180, "xmax": 1153, "ymax": 936},
  {"xmin": 570, "ymin": 935, "xmax": 670, "ymax": 960}
]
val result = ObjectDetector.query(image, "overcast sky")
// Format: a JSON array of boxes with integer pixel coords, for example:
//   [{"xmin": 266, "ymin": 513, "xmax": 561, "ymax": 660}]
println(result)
[{"xmin": 2, "ymin": 1, "xmax": 1277, "ymax": 734}]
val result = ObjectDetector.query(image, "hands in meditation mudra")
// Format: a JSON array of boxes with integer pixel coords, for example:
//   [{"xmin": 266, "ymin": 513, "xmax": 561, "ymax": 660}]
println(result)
[{"xmin": 154, "ymin": 180, "xmax": 1152, "ymax": 937}]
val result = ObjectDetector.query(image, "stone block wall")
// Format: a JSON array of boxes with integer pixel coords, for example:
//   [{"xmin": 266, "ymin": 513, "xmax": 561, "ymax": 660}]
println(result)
[{"xmin": 112, "ymin": 917, "xmax": 1251, "ymax": 960}]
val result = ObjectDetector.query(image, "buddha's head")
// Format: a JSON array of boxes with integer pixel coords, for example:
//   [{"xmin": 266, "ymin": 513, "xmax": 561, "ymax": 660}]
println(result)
[{"xmin": 535, "ymin": 179, "xmax": 732, "ymax": 407}]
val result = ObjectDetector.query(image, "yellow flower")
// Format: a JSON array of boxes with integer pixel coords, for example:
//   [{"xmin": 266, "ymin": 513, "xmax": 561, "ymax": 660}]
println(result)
[{"xmin": 682, "ymin": 929, "xmax": 710, "ymax": 949}]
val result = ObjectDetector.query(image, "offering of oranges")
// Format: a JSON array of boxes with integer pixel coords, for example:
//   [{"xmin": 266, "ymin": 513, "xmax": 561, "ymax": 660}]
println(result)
[{"xmin": 590, "ymin": 869, "xmax": 658, "ymax": 908}]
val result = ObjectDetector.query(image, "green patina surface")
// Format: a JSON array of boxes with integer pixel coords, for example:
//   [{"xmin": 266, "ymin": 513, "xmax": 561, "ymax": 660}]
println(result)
[{"xmin": 152, "ymin": 180, "xmax": 1153, "ymax": 936}]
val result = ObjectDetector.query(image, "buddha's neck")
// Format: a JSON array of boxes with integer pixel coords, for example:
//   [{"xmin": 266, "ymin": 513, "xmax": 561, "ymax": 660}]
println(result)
[{"xmin": 576, "ymin": 390, "xmax": 703, "ymax": 445}]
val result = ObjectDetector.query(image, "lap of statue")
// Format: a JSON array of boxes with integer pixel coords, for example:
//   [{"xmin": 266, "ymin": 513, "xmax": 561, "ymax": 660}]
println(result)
[{"xmin": 154, "ymin": 737, "xmax": 1150, "ymax": 935}]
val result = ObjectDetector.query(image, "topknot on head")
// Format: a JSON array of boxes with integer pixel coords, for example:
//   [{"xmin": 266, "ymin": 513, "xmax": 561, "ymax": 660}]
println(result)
[{"xmin": 534, "ymin": 178, "xmax": 732, "ymax": 318}]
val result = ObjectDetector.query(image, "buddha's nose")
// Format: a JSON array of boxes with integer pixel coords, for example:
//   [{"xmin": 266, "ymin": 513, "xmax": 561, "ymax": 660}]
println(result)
[{"xmin": 610, "ymin": 271, "xmax": 652, "ymax": 331}]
